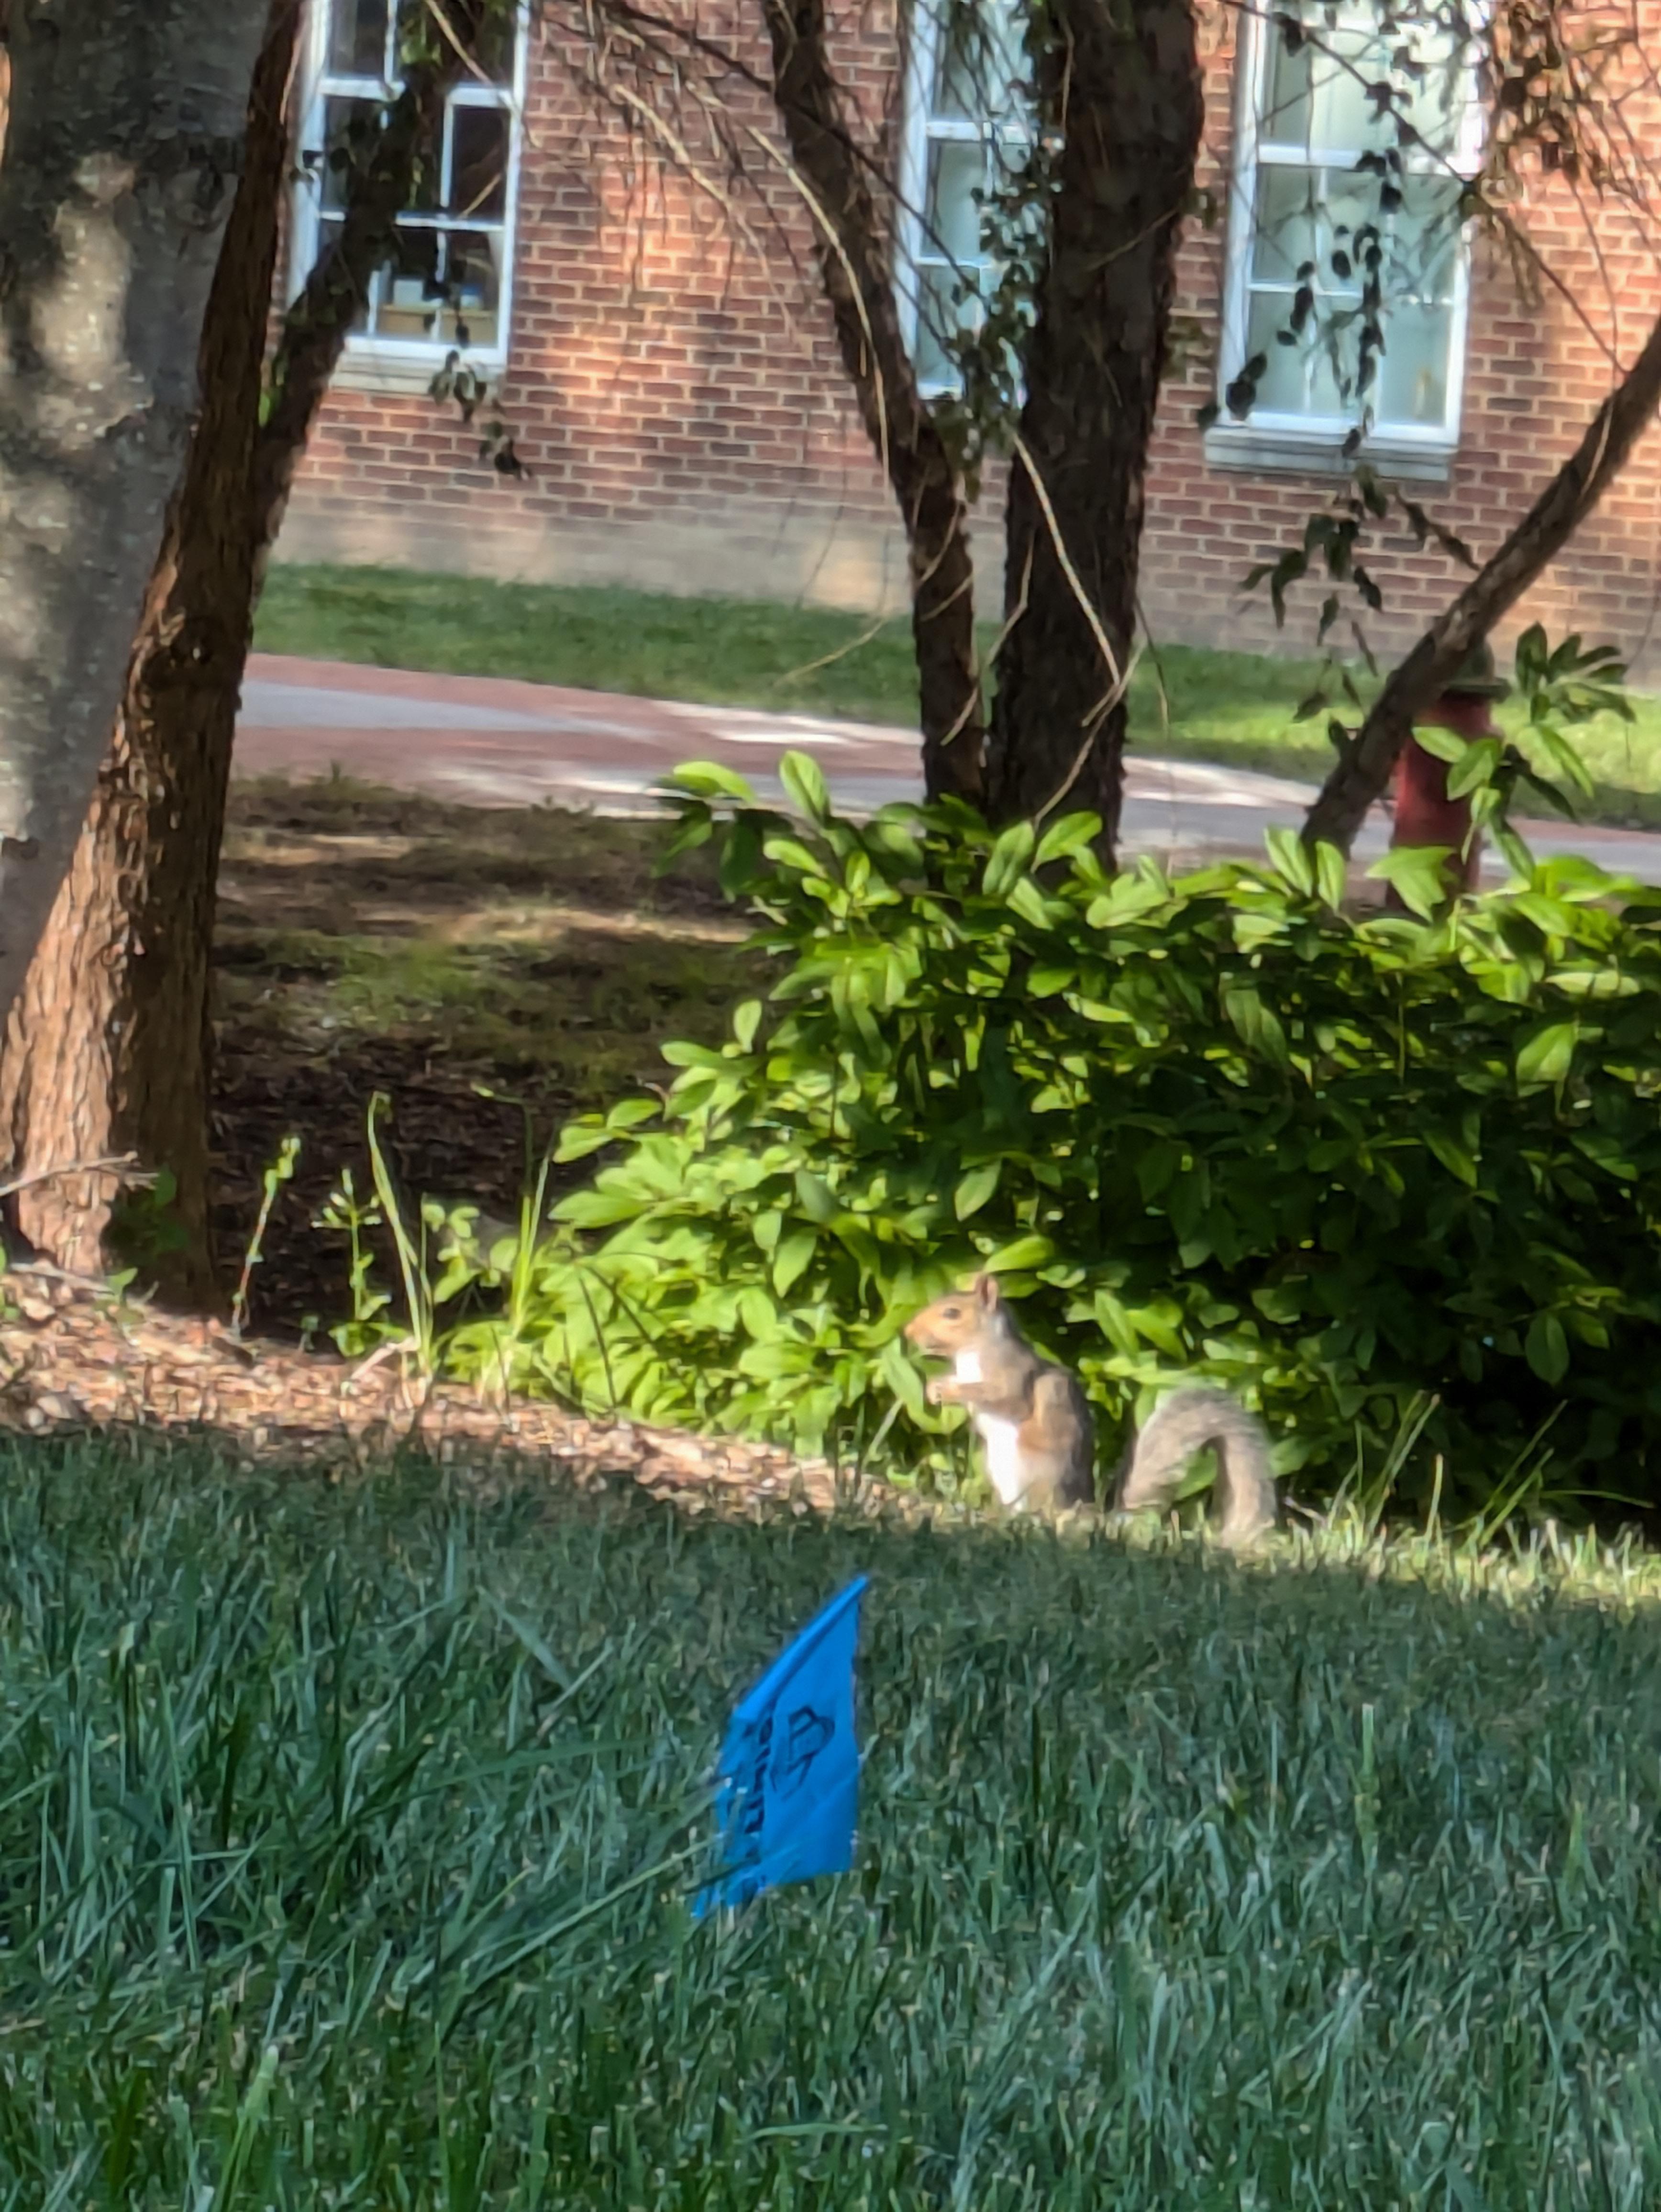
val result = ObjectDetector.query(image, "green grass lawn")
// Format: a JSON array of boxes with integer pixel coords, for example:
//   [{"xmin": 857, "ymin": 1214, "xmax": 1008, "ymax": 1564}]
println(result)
[
  {"xmin": 9, "ymin": 1432, "xmax": 1661, "ymax": 2207},
  {"xmin": 256, "ymin": 562, "xmax": 1661, "ymax": 830}
]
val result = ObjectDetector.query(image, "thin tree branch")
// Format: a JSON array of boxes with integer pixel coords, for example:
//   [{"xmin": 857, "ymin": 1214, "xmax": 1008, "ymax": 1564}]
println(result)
[
  {"xmin": 1009, "ymin": 429, "xmax": 1126, "ymax": 701},
  {"xmin": 0, "ymin": 1153, "xmax": 150, "ymax": 1203}
]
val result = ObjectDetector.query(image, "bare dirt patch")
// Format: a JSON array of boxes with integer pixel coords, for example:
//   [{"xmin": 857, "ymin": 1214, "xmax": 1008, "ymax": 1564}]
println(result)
[{"xmin": 210, "ymin": 775, "xmax": 764, "ymax": 1338}]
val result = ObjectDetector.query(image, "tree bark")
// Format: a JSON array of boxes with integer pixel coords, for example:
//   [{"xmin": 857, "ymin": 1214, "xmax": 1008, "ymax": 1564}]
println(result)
[
  {"xmin": 1302, "ymin": 304, "xmax": 1661, "ymax": 855},
  {"xmin": 0, "ymin": 0, "xmax": 270, "ymax": 1024},
  {"xmin": 986, "ymin": 0, "xmax": 1203, "ymax": 846},
  {"xmin": 0, "ymin": 0, "xmax": 301, "ymax": 1294},
  {"xmin": 759, "ymin": 0, "xmax": 984, "ymax": 801},
  {"xmin": 0, "ymin": 4, "xmax": 477, "ymax": 1299}
]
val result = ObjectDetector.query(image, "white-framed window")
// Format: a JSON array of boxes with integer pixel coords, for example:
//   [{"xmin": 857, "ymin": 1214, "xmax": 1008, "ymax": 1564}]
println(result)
[
  {"xmin": 895, "ymin": 0, "xmax": 1031, "ymax": 395},
  {"xmin": 289, "ymin": 0, "xmax": 528, "ymax": 380},
  {"xmin": 1213, "ymin": 1, "xmax": 1485, "ymax": 474}
]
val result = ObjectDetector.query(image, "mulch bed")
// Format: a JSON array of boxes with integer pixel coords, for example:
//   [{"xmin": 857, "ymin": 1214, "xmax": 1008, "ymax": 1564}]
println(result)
[{"xmin": 0, "ymin": 1263, "xmax": 907, "ymax": 1520}]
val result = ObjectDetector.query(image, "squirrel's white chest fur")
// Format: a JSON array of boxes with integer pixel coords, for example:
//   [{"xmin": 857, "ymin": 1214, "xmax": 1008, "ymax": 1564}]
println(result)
[{"xmin": 954, "ymin": 1350, "xmax": 1028, "ymax": 1507}]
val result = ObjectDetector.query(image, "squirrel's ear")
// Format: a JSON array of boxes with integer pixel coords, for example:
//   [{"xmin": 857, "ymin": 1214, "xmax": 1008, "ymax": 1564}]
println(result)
[{"xmin": 974, "ymin": 1273, "xmax": 1001, "ymax": 1311}]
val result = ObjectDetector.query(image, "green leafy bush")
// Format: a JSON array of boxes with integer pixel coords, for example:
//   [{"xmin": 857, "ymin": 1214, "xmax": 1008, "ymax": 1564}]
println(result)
[{"xmin": 373, "ymin": 756, "xmax": 1661, "ymax": 1516}]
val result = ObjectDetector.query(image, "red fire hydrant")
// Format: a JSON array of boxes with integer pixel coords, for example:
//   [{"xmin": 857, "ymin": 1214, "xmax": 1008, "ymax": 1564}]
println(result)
[{"xmin": 1387, "ymin": 641, "xmax": 1510, "ymax": 907}]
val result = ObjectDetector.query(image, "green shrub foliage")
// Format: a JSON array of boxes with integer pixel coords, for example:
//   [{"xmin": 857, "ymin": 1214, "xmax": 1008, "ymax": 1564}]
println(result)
[{"xmin": 408, "ymin": 756, "xmax": 1661, "ymax": 1515}]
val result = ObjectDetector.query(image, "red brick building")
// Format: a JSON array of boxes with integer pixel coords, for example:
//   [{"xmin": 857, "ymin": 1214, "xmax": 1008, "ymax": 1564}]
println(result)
[{"xmin": 278, "ymin": 0, "xmax": 1661, "ymax": 680}]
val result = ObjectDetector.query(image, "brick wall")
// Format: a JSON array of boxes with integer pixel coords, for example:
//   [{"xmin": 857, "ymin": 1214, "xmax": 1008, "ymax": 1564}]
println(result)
[
  {"xmin": 279, "ymin": 0, "xmax": 935, "ymax": 612},
  {"xmin": 278, "ymin": 0, "xmax": 1661, "ymax": 681}
]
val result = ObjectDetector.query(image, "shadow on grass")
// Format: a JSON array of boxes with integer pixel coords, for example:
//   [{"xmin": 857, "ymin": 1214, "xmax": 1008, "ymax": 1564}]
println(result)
[
  {"xmin": 210, "ymin": 777, "xmax": 765, "ymax": 1334},
  {"xmin": 3, "ymin": 1427, "xmax": 1659, "ymax": 2205}
]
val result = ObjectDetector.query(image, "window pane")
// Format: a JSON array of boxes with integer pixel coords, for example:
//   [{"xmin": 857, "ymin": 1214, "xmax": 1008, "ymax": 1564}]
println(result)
[
  {"xmin": 375, "ymin": 94, "xmax": 487, "ymax": 217},
  {"xmin": 1244, "ymin": 265, "xmax": 1456, "ymax": 428},
  {"xmin": 926, "ymin": 139, "xmax": 989, "ymax": 267},
  {"xmin": 328, "ymin": 0, "xmax": 389, "ymax": 76},
  {"xmin": 1260, "ymin": 33, "xmax": 1311, "ymax": 148},
  {"xmin": 1392, "ymin": 35, "xmax": 1466, "ymax": 156},
  {"xmin": 450, "ymin": 3, "xmax": 516, "ymax": 85},
  {"xmin": 1388, "ymin": 174, "xmax": 1462, "ymax": 304},
  {"xmin": 335, "ymin": 221, "xmax": 505, "ymax": 347},
  {"xmin": 405, "ymin": 106, "xmax": 445, "ymax": 213},
  {"xmin": 1251, "ymin": 166, "xmax": 1319, "ymax": 288},
  {"xmin": 314, "ymin": 217, "xmax": 371, "ymax": 331},
  {"xmin": 912, "ymin": 260, "xmax": 979, "ymax": 386},
  {"xmin": 449, "ymin": 103, "xmax": 510, "ymax": 220},
  {"xmin": 1305, "ymin": 39, "xmax": 1377, "ymax": 155},
  {"xmin": 384, "ymin": 0, "xmax": 515, "ymax": 84},
  {"xmin": 1244, "ymin": 292, "xmax": 1315, "ymax": 413},
  {"xmin": 1377, "ymin": 300, "xmax": 1453, "ymax": 425},
  {"xmin": 1245, "ymin": 291, "xmax": 1350, "ymax": 417},
  {"xmin": 367, "ymin": 227, "xmax": 442, "ymax": 339},
  {"xmin": 1320, "ymin": 164, "xmax": 1376, "ymax": 280},
  {"xmin": 321, "ymin": 98, "xmax": 504, "ymax": 222},
  {"xmin": 933, "ymin": 1, "xmax": 1025, "ymax": 122},
  {"xmin": 1255, "ymin": 160, "xmax": 1450, "ymax": 302},
  {"xmin": 319, "ymin": 95, "xmax": 385, "ymax": 212},
  {"xmin": 1262, "ymin": 6, "xmax": 1464, "ymax": 157},
  {"xmin": 1326, "ymin": 30, "xmax": 1418, "ymax": 157},
  {"xmin": 434, "ymin": 227, "xmax": 504, "ymax": 348}
]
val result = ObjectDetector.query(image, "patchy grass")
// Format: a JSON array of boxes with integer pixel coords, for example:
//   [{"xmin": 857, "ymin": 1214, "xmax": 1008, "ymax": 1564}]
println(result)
[
  {"xmin": 6, "ymin": 1430, "xmax": 1661, "ymax": 2207},
  {"xmin": 212, "ymin": 775, "xmax": 763, "ymax": 1331},
  {"xmin": 216, "ymin": 774, "xmax": 757, "ymax": 1101},
  {"xmin": 257, "ymin": 561, "xmax": 1661, "ymax": 827}
]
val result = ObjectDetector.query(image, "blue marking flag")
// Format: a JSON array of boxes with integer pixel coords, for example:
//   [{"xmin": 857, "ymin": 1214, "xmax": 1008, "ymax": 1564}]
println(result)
[{"xmin": 694, "ymin": 1574, "xmax": 869, "ymax": 1917}]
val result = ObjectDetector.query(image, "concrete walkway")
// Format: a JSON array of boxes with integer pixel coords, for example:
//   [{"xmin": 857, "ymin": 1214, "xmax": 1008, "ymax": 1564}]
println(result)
[{"xmin": 235, "ymin": 652, "xmax": 1661, "ymax": 886}]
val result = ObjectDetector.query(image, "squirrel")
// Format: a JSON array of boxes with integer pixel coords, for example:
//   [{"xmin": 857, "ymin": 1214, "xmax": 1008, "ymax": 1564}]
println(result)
[{"xmin": 902, "ymin": 1272, "xmax": 1278, "ymax": 1544}]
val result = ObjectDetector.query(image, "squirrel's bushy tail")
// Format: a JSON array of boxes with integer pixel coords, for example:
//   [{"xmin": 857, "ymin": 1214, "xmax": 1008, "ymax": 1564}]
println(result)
[{"xmin": 1116, "ymin": 1385, "xmax": 1277, "ymax": 1546}]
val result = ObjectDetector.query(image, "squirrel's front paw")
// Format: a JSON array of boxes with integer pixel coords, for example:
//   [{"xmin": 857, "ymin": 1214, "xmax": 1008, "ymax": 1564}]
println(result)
[{"xmin": 925, "ymin": 1376, "xmax": 950, "ymax": 1406}]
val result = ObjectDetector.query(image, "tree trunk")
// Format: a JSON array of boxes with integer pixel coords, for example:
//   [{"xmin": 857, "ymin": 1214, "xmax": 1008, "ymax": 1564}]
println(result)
[
  {"xmin": 760, "ymin": 0, "xmax": 985, "ymax": 801},
  {"xmin": 1302, "ymin": 303, "xmax": 1661, "ymax": 855},
  {"xmin": 0, "ymin": 0, "xmax": 301, "ymax": 1294},
  {"xmin": 0, "ymin": 0, "xmax": 269, "ymax": 1024},
  {"xmin": 986, "ymin": 0, "xmax": 1203, "ymax": 845},
  {"xmin": 0, "ymin": 4, "xmax": 477, "ymax": 1300}
]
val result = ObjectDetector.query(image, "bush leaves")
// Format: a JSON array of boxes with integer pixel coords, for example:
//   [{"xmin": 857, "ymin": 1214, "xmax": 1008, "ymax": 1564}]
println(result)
[{"xmin": 394, "ymin": 782, "xmax": 1661, "ymax": 1515}]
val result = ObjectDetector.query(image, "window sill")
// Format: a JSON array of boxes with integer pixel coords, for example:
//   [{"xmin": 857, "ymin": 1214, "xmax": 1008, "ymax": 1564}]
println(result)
[
  {"xmin": 329, "ymin": 345, "xmax": 508, "ymax": 398},
  {"xmin": 1203, "ymin": 422, "xmax": 1455, "ymax": 486}
]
